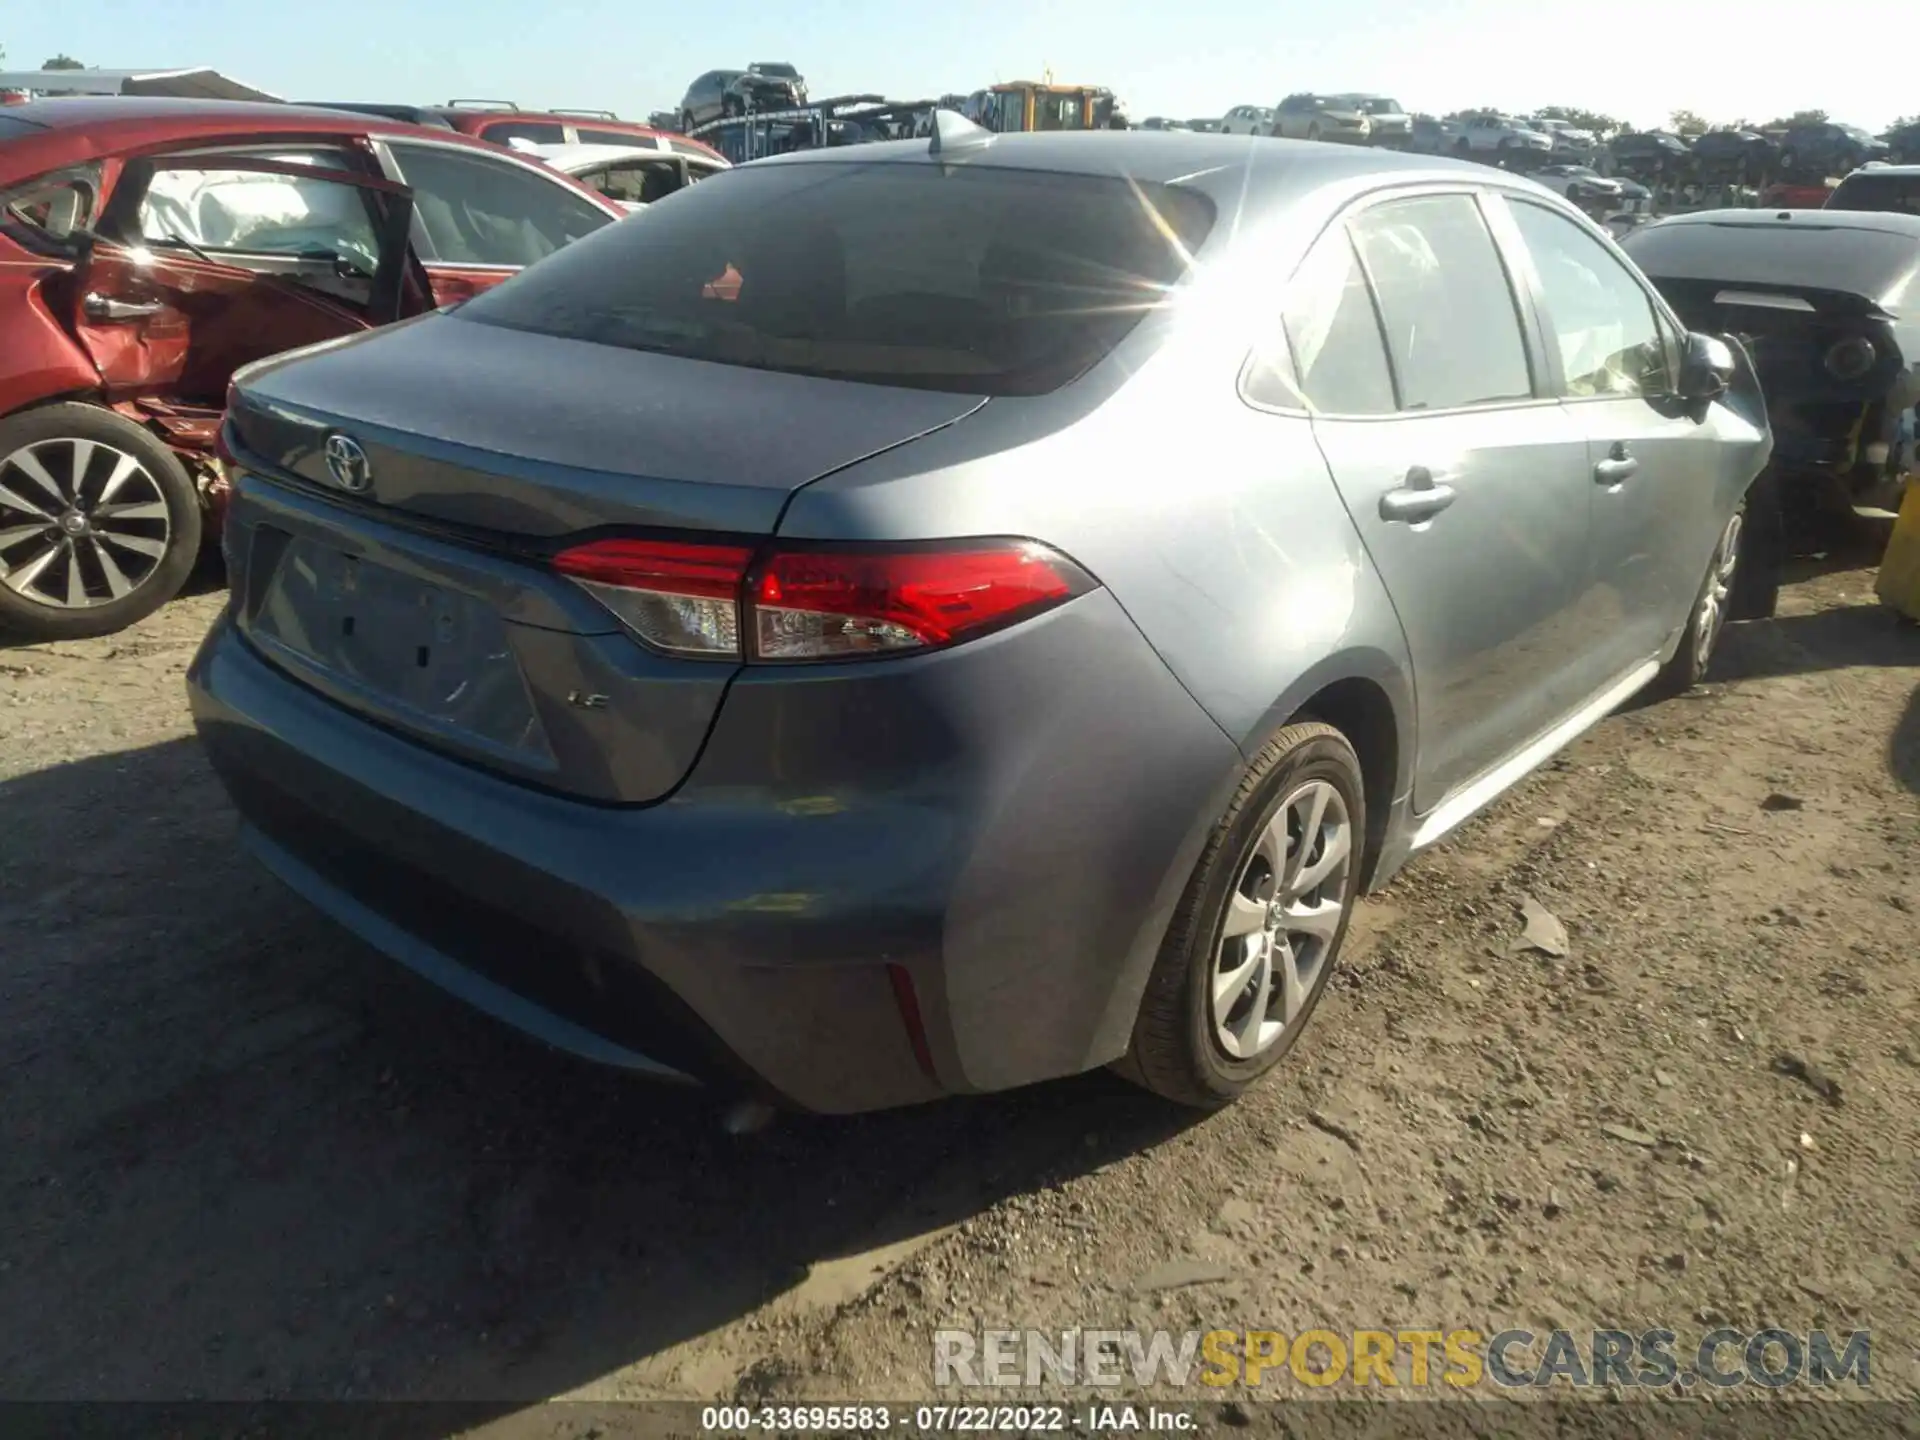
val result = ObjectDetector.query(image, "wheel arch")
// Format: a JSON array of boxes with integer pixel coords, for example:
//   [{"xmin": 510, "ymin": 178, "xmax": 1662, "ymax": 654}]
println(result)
[{"xmin": 1237, "ymin": 650, "xmax": 1415, "ymax": 892}]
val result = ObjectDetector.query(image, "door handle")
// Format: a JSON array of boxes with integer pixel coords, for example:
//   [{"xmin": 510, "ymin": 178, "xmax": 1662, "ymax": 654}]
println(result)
[
  {"xmin": 82, "ymin": 293, "xmax": 164, "ymax": 322},
  {"xmin": 1378, "ymin": 466, "xmax": 1458, "ymax": 524},
  {"xmin": 1594, "ymin": 443, "xmax": 1639, "ymax": 486}
]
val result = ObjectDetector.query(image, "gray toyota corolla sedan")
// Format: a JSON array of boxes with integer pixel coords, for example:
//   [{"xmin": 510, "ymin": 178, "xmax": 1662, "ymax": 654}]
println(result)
[{"xmin": 188, "ymin": 119, "xmax": 1773, "ymax": 1113}]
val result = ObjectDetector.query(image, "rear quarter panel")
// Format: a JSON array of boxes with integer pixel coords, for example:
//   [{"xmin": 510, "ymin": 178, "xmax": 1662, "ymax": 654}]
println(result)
[{"xmin": 0, "ymin": 242, "xmax": 98, "ymax": 414}]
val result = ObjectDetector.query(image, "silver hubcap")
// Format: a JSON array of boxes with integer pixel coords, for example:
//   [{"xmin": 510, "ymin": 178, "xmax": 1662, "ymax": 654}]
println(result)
[
  {"xmin": 0, "ymin": 438, "xmax": 171, "ymax": 610},
  {"xmin": 1693, "ymin": 510, "xmax": 1742, "ymax": 672},
  {"xmin": 1212, "ymin": 779, "xmax": 1353, "ymax": 1061}
]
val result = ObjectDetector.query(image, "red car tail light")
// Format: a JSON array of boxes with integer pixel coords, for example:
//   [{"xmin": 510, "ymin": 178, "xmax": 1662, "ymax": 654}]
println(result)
[
  {"xmin": 553, "ymin": 538, "xmax": 754, "ymax": 656},
  {"xmin": 750, "ymin": 541, "xmax": 1093, "ymax": 660},
  {"xmin": 551, "ymin": 537, "xmax": 1094, "ymax": 662}
]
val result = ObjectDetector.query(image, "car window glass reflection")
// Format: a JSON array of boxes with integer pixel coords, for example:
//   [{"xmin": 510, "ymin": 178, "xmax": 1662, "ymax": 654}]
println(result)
[{"xmin": 1275, "ymin": 228, "xmax": 1395, "ymax": 415}]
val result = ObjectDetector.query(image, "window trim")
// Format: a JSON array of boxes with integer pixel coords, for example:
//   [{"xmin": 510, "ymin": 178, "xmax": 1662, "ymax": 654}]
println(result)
[
  {"xmin": 1487, "ymin": 191, "xmax": 1685, "ymax": 404},
  {"xmin": 1240, "ymin": 181, "xmax": 1558, "ymax": 422}
]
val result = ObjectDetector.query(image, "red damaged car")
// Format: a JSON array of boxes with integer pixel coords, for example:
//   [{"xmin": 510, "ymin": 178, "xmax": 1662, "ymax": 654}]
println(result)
[{"xmin": 0, "ymin": 98, "xmax": 624, "ymax": 640}]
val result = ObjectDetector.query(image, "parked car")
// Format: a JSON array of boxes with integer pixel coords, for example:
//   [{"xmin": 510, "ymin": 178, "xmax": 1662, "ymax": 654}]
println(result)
[
  {"xmin": 1607, "ymin": 130, "xmax": 1692, "ymax": 177},
  {"xmin": 1527, "ymin": 117, "xmax": 1600, "ymax": 163},
  {"xmin": 1448, "ymin": 112, "xmax": 1552, "ymax": 158},
  {"xmin": 1827, "ymin": 163, "xmax": 1920, "ymax": 216},
  {"xmin": 1776, "ymin": 122, "xmax": 1889, "ymax": 179},
  {"xmin": 678, "ymin": 68, "xmax": 806, "ymax": 133},
  {"xmin": 1186, "ymin": 118, "xmax": 1224, "ymax": 134},
  {"xmin": 1406, "ymin": 115, "xmax": 1451, "ymax": 155},
  {"xmin": 1337, "ymin": 94, "xmax": 1411, "ymax": 148},
  {"xmin": 304, "ymin": 101, "xmax": 718, "ymax": 158},
  {"xmin": 525, "ymin": 142, "xmax": 729, "ymax": 211},
  {"xmin": 1688, "ymin": 128, "xmax": 1775, "ymax": 181},
  {"xmin": 189, "ymin": 126, "xmax": 1774, "ymax": 1116},
  {"xmin": 1138, "ymin": 117, "xmax": 1191, "ymax": 132},
  {"xmin": 747, "ymin": 62, "xmax": 808, "ymax": 105},
  {"xmin": 1271, "ymin": 93, "xmax": 1371, "ymax": 144},
  {"xmin": 0, "ymin": 98, "xmax": 623, "ymax": 640},
  {"xmin": 1529, "ymin": 163, "xmax": 1623, "ymax": 206},
  {"xmin": 1623, "ymin": 208, "xmax": 1920, "ymax": 521},
  {"xmin": 1220, "ymin": 104, "xmax": 1273, "ymax": 136}
]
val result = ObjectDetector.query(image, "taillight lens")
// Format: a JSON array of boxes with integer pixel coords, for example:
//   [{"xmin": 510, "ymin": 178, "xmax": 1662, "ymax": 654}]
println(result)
[
  {"xmin": 551, "ymin": 537, "xmax": 1093, "ymax": 662},
  {"xmin": 553, "ymin": 538, "xmax": 754, "ymax": 656},
  {"xmin": 752, "ymin": 542, "xmax": 1092, "ymax": 659}
]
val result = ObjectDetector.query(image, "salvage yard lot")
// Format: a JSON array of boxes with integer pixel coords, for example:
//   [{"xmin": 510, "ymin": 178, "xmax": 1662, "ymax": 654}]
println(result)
[{"xmin": 1, "ymin": 559, "xmax": 1916, "ymax": 1417}]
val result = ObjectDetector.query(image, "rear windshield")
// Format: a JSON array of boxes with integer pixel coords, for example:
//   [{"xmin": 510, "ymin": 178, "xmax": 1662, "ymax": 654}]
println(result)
[
  {"xmin": 1621, "ymin": 220, "xmax": 1919, "ymax": 307},
  {"xmin": 457, "ymin": 160, "xmax": 1217, "ymax": 396},
  {"xmin": 1828, "ymin": 172, "xmax": 1920, "ymax": 216}
]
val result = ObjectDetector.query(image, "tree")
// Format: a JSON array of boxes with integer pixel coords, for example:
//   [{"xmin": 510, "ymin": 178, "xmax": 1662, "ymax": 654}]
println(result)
[
  {"xmin": 1669, "ymin": 109, "xmax": 1709, "ymax": 137},
  {"xmin": 41, "ymin": 54, "xmax": 84, "ymax": 70}
]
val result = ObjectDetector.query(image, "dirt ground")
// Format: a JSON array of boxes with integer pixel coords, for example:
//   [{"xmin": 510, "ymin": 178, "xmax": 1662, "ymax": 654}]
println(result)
[{"xmin": 2, "ymin": 555, "xmax": 1916, "ymax": 1430}]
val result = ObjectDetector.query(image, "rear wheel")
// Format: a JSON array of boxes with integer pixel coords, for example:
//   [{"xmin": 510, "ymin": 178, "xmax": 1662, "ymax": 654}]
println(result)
[
  {"xmin": 1307, "ymin": 123, "xmax": 1321, "ymax": 142},
  {"xmin": 1117, "ymin": 723, "xmax": 1364, "ymax": 1109},
  {"xmin": 0, "ymin": 403, "xmax": 201, "ymax": 642},
  {"xmin": 680, "ymin": 110, "xmax": 696, "ymax": 135}
]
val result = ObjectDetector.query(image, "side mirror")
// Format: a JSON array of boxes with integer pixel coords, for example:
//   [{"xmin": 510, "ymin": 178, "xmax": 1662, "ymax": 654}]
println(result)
[{"xmin": 1678, "ymin": 331, "xmax": 1735, "ymax": 402}]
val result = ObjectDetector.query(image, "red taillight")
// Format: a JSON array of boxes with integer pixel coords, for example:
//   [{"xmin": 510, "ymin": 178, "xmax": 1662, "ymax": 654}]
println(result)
[
  {"xmin": 552, "ymin": 538, "xmax": 753, "ymax": 657},
  {"xmin": 550, "ymin": 537, "xmax": 1093, "ymax": 662},
  {"xmin": 752, "ymin": 542, "xmax": 1090, "ymax": 659}
]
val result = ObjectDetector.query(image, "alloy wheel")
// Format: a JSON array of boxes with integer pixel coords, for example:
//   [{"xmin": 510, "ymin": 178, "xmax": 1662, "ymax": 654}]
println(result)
[
  {"xmin": 0, "ymin": 437, "xmax": 172, "ymax": 610},
  {"xmin": 1212, "ymin": 779, "xmax": 1353, "ymax": 1060},
  {"xmin": 1693, "ymin": 510, "xmax": 1743, "ymax": 673}
]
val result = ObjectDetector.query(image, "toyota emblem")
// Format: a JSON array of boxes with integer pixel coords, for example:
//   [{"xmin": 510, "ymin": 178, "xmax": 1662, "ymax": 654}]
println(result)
[{"xmin": 323, "ymin": 434, "xmax": 373, "ymax": 494}]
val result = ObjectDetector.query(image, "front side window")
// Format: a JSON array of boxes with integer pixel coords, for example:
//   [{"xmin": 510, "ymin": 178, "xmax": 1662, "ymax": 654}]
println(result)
[
  {"xmin": 1349, "ymin": 193, "xmax": 1533, "ymax": 410},
  {"xmin": 136, "ymin": 161, "xmax": 381, "ymax": 271},
  {"xmin": 388, "ymin": 143, "xmax": 612, "ymax": 267},
  {"xmin": 1507, "ymin": 201, "xmax": 1669, "ymax": 398},
  {"xmin": 581, "ymin": 158, "xmax": 683, "ymax": 206},
  {"xmin": 458, "ymin": 162, "xmax": 1216, "ymax": 396},
  {"xmin": 1262, "ymin": 226, "xmax": 1395, "ymax": 415}
]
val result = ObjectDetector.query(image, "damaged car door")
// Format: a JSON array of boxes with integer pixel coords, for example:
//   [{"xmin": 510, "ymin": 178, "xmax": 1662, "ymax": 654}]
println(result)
[{"xmin": 68, "ymin": 154, "xmax": 418, "ymax": 407}]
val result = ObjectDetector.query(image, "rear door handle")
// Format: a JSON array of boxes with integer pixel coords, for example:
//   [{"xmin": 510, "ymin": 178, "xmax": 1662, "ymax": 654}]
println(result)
[
  {"xmin": 1378, "ymin": 465, "xmax": 1457, "ymax": 524},
  {"xmin": 82, "ymin": 293, "xmax": 164, "ymax": 322},
  {"xmin": 1594, "ymin": 444, "xmax": 1639, "ymax": 486}
]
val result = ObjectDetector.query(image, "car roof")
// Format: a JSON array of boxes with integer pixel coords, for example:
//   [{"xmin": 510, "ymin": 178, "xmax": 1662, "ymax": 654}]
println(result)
[
  {"xmin": 740, "ymin": 128, "xmax": 1554, "ymax": 206},
  {"xmin": 525, "ymin": 141, "xmax": 730, "ymax": 172},
  {"xmin": 1837, "ymin": 164, "xmax": 1920, "ymax": 178},
  {"xmin": 0, "ymin": 97, "xmax": 511, "ymax": 175},
  {"xmin": 1648, "ymin": 207, "xmax": 1920, "ymax": 238}
]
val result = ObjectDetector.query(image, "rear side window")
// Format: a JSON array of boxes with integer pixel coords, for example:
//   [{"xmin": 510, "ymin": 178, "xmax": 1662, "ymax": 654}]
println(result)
[
  {"xmin": 474, "ymin": 120, "xmax": 567, "ymax": 146},
  {"xmin": 387, "ymin": 143, "xmax": 611, "ymax": 267},
  {"xmin": 137, "ymin": 161, "xmax": 382, "ymax": 269},
  {"xmin": 582, "ymin": 158, "xmax": 682, "ymax": 205},
  {"xmin": 1260, "ymin": 227, "xmax": 1395, "ymax": 415},
  {"xmin": 1349, "ymin": 194, "xmax": 1533, "ymax": 410},
  {"xmin": 1828, "ymin": 173, "xmax": 1920, "ymax": 215},
  {"xmin": 0, "ymin": 163, "xmax": 101, "ymax": 249},
  {"xmin": 457, "ymin": 162, "xmax": 1218, "ymax": 396}
]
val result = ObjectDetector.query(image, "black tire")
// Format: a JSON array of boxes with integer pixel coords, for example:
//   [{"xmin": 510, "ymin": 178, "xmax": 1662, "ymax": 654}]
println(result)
[
  {"xmin": 680, "ymin": 110, "xmax": 697, "ymax": 135},
  {"xmin": 1116, "ymin": 722, "xmax": 1365, "ymax": 1109},
  {"xmin": 1307, "ymin": 123, "xmax": 1320, "ymax": 142},
  {"xmin": 1650, "ymin": 490, "xmax": 1756, "ymax": 697},
  {"xmin": 0, "ymin": 402, "xmax": 202, "ymax": 642},
  {"xmin": 1453, "ymin": 138, "xmax": 1472, "ymax": 157}
]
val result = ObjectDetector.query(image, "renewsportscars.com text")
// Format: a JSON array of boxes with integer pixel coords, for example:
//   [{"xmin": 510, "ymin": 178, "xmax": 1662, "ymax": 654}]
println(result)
[{"xmin": 932, "ymin": 1327, "xmax": 1871, "ymax": 1391}]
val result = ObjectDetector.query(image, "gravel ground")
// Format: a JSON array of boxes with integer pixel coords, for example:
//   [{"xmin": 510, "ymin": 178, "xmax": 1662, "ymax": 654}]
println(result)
[{"xmin": 1, "ymin": 557, "xmax": 1915, "ymax": 1432}]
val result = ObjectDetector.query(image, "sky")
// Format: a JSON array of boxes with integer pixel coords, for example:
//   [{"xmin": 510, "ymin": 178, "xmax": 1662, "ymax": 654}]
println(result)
[{"xmin": 5, "ymin": 0, "xmax": 1913, "ymax": 134}]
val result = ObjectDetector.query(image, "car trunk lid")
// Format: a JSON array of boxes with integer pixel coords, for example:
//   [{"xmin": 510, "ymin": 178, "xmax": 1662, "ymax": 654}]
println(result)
[{"xmin": 223, "ymin": 314, "xmax": 986, "ymax": 803}]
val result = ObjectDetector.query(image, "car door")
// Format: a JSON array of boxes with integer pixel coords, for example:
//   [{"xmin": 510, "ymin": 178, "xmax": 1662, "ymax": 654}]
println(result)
[
  {"xmin": 1493, "ymin": 194, "xmax": 1744, "ymax": 682},
  {"xmin": 68, "ymin": 153, "xmax": 417, "ymax": 406},
  {"xmin": 1289, "ymin": 189, "xmax": 1597, "ymax": 809},
  {"xmin": 376, "ymin": 139, "xmax": 618, "ymax": 305}
]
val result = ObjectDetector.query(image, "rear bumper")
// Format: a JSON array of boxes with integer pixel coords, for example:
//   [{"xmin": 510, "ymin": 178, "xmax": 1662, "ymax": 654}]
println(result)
[{"xmin": 188, "ymin": 589, "xmax": 1242, "ymax": 1113}]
